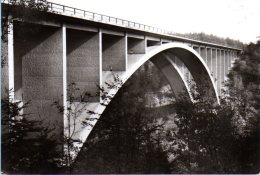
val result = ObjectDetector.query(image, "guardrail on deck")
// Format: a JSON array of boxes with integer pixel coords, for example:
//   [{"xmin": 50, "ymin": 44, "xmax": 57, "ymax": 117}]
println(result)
[{"xmin": 1, "ymin": 0, "xmax": 243, "ymax": 51}]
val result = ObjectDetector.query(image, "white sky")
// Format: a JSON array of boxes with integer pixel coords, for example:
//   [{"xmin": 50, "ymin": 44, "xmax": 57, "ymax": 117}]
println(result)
[{"xmin": 49, "ymin": 0, "xmax": 260, "ymax": 43}]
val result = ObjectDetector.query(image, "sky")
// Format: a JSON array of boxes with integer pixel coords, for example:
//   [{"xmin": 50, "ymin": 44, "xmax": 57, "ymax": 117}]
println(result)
[{"xmin": 49, "ymin": 0, "xmax": 260, "ymax": 43}]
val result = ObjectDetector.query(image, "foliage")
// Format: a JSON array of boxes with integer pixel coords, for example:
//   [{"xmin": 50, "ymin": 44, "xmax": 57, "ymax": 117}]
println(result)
[
  {"xmin": 72, "ymin": 64, "xmax": 172, "ymax": 173},
  {"xmin": 1, "ymin": 95, "xmax": 60, "ymax": 173},
  {"xmin": 1, "ymin": 0, "xmax": 49, "ymax": 66},
  {"xmin": 52, "ymin": 82, "xmax": 95, "ymax": 172},
  {"xmin": 169, "ymin": 41, "xmax": 260, "ymax": 173}
]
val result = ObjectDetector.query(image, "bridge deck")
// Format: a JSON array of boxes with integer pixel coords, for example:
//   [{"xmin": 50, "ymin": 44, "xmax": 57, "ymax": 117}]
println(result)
[{"xmin": 2, "ymin": 0, "xmax": 242, "ymax": 51}]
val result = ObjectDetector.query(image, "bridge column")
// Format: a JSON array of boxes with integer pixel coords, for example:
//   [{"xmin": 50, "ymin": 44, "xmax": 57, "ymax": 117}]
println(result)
[
  {"xmin": 228, "ymin": 51, "xmax": 232, "ymax": 69},
  {"xmin": 234, "ymin": 51, "xmax": 238, "ymax": 58},
  {"xmin": 220, "ymin": 50, "xmax": 225, "ymax": 89},
  {"xmin": 1, "ymin": 35, "xmax": 9, "ymax": 99},
  {"xmin": 200, "ymin": 46, "xmax": 207, "ymax": 63},
  {"xmin": 192, "ymin": 45, "xmax": 201, "ymax": 83},
  {"xmin": 216, "ymin": 49, "xmax": 221, "ymax": 95},
  {"xmin": 6, "ymin": 21, "xmax": 14, "ymax": 100},
  {"xmin": 206, "ymin": 47, "xmax": 212, "ymax": 74},
  {"xmin": 13, "ymin": 22, "xmax": 64, "ymax": 143},
  {"xmin": 224, "ymin": 50, "xmax": 229, "ymax": 81},
  {"xmin": 232, "ymin": 51, "xmax": 236, "ymax": 63},
  {"xmin": 211, "ymin": 49, "xmax": 217, "ymax": 89}
]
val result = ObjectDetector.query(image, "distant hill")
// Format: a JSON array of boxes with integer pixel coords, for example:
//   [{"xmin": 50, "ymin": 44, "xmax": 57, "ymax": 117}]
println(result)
[{"xmin": 173, "ymin": 32, "xmax": 244, "ymax": 49}]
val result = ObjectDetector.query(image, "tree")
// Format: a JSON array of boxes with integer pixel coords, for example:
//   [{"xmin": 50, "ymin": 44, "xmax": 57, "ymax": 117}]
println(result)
[
  {"xmin": 72, "ymin": 64, "xmax": 172, "ymax": 173},
  {"xmin": 174, "ymin": 32, "xmax": 244, "ymax": 49},
  {"xmin": 168, "ymin": 41, "xmax": 259, "ymax": 173},
  {"xmin": 1, "ymin": 1, "xmax": 64, "ymax": 173},
  {"xmin": 224, "ymin": 41, "xmax": 260, "ymax": 173},
  {"xmin": 1, "ymin": 0, "xmax": 49, "ymax": 66},
  {"xmin": 1, "ymin": 94, "xmax": 61, "ymax": 173}
]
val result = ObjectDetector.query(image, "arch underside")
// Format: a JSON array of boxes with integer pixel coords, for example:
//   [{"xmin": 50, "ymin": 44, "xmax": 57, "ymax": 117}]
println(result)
[{"xmin": 71, "ymin": 43, "xmax": 219, "ymax": 159}]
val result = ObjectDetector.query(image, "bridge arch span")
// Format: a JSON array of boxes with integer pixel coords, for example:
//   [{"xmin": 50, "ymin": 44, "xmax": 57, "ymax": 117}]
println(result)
[
  {"xmin": 73, "ymin": 43, "xmax": 219, "ymax": 156},
  {"xmin": 106, "ymin": 43, "xmax": 219, "ymax": 103}
]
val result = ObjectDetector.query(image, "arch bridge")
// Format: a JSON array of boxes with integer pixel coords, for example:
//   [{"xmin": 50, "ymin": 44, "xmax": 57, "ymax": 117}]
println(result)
[{"xmin": 1, "ymin": 1, "xmax": 242, "ymax": 160}]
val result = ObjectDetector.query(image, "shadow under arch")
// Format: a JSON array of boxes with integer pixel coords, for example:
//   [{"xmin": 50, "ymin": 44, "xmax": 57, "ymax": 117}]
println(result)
[{"xmin": 72, "ymin": 43, "xmax": 219, "ymax": 159}]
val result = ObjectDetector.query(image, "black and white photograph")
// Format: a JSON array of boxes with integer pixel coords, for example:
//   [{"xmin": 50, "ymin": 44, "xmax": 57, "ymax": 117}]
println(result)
[{"xmin": 1, "ymin": 0, "xmax": 260, "ymax": 173}]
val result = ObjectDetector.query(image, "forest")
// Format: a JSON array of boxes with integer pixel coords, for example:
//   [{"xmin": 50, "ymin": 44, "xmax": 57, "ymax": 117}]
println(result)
[{"xmin": 174, "ymin": 32, "xmax": 245, "ymax": 49}]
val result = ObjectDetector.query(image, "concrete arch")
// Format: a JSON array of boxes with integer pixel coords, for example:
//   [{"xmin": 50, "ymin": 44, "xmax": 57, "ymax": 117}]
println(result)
[
  {"xmin": 73, "ymin": 43, "xmax": 219, "ymax": 156},
  {"xmin": 122, "ymin": 43, "xmax": 219, "ymax": 103}
]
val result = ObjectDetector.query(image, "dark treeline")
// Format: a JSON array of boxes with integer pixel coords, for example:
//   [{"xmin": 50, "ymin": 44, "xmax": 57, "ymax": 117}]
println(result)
[{"xmin": 174, "ymin": 32, "xmax": 245, "ymax": 49}]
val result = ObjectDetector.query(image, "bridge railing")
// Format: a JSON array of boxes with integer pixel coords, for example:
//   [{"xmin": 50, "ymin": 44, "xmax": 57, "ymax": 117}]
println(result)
[
  {"xmin": 47, "ymin": 1, "xmax": 171, "ymax": 35},
  {"xmin": 1, "ymin": 0, "xmax": 172, "ymax": 35}
]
